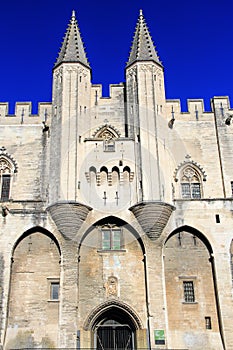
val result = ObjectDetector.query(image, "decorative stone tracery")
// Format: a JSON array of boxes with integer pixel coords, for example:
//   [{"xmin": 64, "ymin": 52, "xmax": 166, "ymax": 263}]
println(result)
[
  {"xmin": 0, "ymin": 148, "xmax": 18, "ymax": 174},
  {"xmin": 174, "ymin": 154, "xmax": 206, "ymax": 182},
  {"xmin": 92, "ymin": 124, "xmax": 121, "ymax": 139}
]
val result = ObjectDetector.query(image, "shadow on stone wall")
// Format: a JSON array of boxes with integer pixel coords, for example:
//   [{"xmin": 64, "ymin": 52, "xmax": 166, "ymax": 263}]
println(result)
[{"xmin": 6, "ymin": 330, "xmax": 55, "ymax": 349}]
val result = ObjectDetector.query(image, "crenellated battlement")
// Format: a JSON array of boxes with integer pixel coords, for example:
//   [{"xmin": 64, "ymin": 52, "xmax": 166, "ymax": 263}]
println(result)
[
  {"xmin": 166, "ymin": 96, "xmax": 232, "ymax": 121},
  {"xmin": 0, "ymin": 96, "xmax": 232, "ymax": 126},
  {"xmin": 0, "ymin": 102, "xmax": 52, "ymax": 125},
  {"xmin": 91, "ymin": 83, "xmax": 124, "ymax": 103}
]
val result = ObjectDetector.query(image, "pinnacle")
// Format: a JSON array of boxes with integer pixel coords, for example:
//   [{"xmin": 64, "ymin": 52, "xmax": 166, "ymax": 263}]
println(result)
[
  {"xmin": 54, "ymin": 11, "xmax": 90, "ymax": 69},
  {"xmin": 126, "ymin": 10, "xmax": 162, "ymax": 68}
]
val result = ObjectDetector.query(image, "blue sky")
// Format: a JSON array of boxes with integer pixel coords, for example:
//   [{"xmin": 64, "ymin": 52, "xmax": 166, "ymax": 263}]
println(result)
[{"xmin": 0, "ymin": 0, "xmax": 232, "ymax": 113}]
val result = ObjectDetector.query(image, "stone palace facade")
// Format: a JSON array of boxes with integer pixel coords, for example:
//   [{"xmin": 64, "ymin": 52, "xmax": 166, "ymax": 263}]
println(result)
[{"xmin": 0, "ymin": 9, "xmax": 233, "ymax": 350}]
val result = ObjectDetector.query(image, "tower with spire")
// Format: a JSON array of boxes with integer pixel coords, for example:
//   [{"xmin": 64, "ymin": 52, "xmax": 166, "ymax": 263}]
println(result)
[
  {"xmin": 50, "ymin": 10, "xmax": 92, "ymax": 203},
  {"xmin": 126, "ymin": 9, "xmax": 167, "ymax": 201},
  {"xmin": 1, "ymin": 7, "xmax": 232, "ymax": 350}
]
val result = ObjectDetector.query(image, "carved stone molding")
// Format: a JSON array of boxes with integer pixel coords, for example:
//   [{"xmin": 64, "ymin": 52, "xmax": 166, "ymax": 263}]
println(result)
[
  {"xmin": 174, "ymin": 154, "xmax": 207, "ymax": 182},
  {"xmin": 0, "ymin": 149, "xmax": 18, "ymax": 173},
  {"xmin": 92, "ymin": 124, "xmax": 121, "ymax": 139},
  {"xmin": 129, "ymin": 201, "xmax": 175, "ymax": 240},
  {"xmin": 83, "ymin": 299, "xmax": 143, "ymax": 330},
  {"xmin": 47, "ymin": 201, "xmax": 92, "ymax": 240},
  {"xmin": 126, "ymin": 66, "xmax": 137, "ymax": 78},
  {"xmin": 105, "ymin": 276, "xmax": 118, "ymax": 298}
]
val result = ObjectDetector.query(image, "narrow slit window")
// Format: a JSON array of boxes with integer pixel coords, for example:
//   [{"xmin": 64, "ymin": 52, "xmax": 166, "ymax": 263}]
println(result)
[{"xmin": 205, "ymin": 317, "xmax": 212, "ymax": 329}]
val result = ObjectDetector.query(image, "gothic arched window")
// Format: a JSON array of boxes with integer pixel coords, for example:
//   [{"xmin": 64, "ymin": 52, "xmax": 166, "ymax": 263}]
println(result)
[
  {"xmin": 0, "ymin": 157, "xmax": 14, "ymax": 201},
  {"xmin": 180, "ymin": 166, "xmax": 202, "ymax": 199}
]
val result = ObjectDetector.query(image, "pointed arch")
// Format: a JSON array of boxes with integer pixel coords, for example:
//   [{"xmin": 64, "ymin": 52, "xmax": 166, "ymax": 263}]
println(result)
[
  {"xmin": 0, "ymin": 152, "xmax": 18, "ymax": 174},
  {"xmin": 164, "ymin": 225, "xmax": 213, "ymax": 254},
  {"xmin": 83, "ymin": 299, "xmax": 143, "ymax": 330},
  {"xmin": 12, "ymin": 226, "xmax": 61, "ymax": 256},
  {"xmin": 92, "ymin": 124, "xmax": 121, "ymax": 139},
  {"xmin": 6, "ymin": 226, "xmax": 61, "ymax": 347},
  {"xmin": 164, "ymin": 225, "xmax": 225, "ymax": 350},
  {"xmin": 174, "ymin": 155, "xmax": 206, "ymax": 182},
  {"xmin": 79, "ymin": 215, "xmax": 145, "ymax": 252},
  {"xmin": 174, "ymin": 156, "xmax": 206, "ymax": 199},
  {"xmin": 0, "ymin": 152, "xmax": 18, "ymax": 201}
]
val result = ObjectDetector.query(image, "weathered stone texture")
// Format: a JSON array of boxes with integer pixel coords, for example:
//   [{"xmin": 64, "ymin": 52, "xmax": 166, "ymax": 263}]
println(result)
[
  {"xmin": 5, "ymin": 233, "xmax": 60, "ymax": 348},
  {"xmin": 0, "ymin": 9, "xmax": 232, "ymax": 350}
]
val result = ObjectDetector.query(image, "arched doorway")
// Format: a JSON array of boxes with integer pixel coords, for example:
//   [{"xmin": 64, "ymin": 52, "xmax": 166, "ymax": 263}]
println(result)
[
  {"xmin": 94, "ymin": 306, "xmax": 136, "ymax": 350},
  {"xmin": 84, "ymin": 300, "xmax": 143, "ymax": 350}
]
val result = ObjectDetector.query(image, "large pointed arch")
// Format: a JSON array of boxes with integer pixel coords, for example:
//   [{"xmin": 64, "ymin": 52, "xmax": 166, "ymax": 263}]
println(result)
[
  {"xmin": 79, "ymin": 215, "xmax": 145, "ymax": 254},
  {"xmin": 164, "ymin": 225, "xmax": 213, "ymax": 255},
  {"xmin": 5, "ymin": 226, "xmax": 61, "ymax": 348},
  {"xmin": 163, "ymin": 225, "xmax": 225, "ymax": 350},
  {"xmin": 12, "ymin": 226, "xmax": 61, "ymax": 256}
]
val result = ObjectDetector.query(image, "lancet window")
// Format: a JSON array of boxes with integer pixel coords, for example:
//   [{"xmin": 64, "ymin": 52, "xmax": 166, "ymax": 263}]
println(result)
[
  {"xmin": 180, "ymin": 166, "xmax": 202, "ymax": 199},
  {"xmin": 0, "ymin": 156, "xmax": 14, "ymax": 201},
  {"xmin": 174, "ymin": 155, "xmax": 206, "ymax": 200}
]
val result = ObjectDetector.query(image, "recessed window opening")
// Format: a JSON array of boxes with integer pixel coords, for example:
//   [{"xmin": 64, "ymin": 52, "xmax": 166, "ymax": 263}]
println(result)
[
  {"xmin": 101, "ymin": 228, "xmax": 122, "ymax": 250},
  {"xmin": 1, "ymin": 174, "xmax": 10, "ymax": 201},
  {"xmin": 0, "ymin": 156, "xmax": 14, "ymax": 201},
  {"xmin": 183, "ymin": 281, "xmax": 195, "ymax": 303},
  {"xmin": 180, "ymin": 166, "xmax": 202, "ymax": 199},
  {"xmin": 215, "ymin": 214, "xmax": 220, "ymax": 223},
  {"xmin": 205, "ymin": 316, "xmax": 212, "ymax": 329},
  {"xmin": 51, "ymin": 282, "xmax": 59, "ymax": 300}
]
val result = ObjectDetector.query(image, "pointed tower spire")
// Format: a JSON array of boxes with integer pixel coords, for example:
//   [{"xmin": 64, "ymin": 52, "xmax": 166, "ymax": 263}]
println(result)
[
  {"xmin": 126, "ymin": 10, "xmax": 162, "ymax": 68},
  {"xmin": 54, "ymin": 11, "xmax": 90, "ymax": 69}
]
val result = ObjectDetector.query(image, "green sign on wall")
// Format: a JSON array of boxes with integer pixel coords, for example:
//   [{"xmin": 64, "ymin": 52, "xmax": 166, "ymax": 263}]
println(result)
[{"xmin": 154, "ymin": 329, "xmax": 165, "ymax": 345}]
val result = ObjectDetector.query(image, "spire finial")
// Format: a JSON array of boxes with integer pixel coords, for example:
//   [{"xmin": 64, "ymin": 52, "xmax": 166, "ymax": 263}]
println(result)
[
  {"xmin": 54, "ymin": 10, "xmax": 90, "ymax": 69},
  {"xmin": 126, "ymin": 11, "xmax": 162, "ymax": 68}
]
